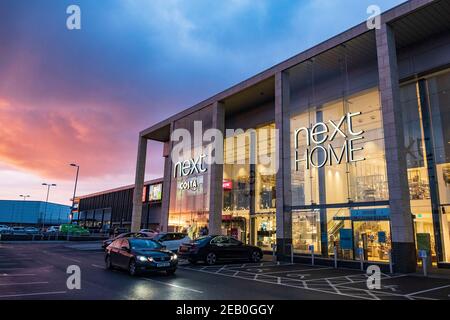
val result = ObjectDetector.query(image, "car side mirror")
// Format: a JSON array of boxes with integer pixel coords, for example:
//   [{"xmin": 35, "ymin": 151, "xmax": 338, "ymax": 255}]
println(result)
[
  {"xmin": 161, "ymin": 245, "xmax": 167, "ymax": 250},
  {"xmin": 121, "ymin": 246, "xmax": 130, "ymax": 252}
]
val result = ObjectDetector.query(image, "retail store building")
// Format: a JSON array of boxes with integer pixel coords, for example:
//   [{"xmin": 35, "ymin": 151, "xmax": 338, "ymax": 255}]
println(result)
[
  {"xmin": 73, "ymin": 179, "xmax": 163, "ymax": 232},
  {"xmin": 131, "ymin": 0, "xmax": 450, "ymax": 272}
]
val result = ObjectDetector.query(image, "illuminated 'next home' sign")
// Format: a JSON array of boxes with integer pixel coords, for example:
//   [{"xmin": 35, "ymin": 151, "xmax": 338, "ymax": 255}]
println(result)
[{"xmin": 294, "ymin": 112, "xmax": 365, "ymax": 170}]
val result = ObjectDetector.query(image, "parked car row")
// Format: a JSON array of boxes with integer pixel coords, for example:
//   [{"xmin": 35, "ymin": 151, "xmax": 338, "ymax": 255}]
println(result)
[
  {"xmin": 0, "ymin": 225, "xmax": 41, "ymax": 234},
  {"xmin": 103, "ymin": 233, "xmax": 264, "ymax": 277},
  {"xmin": 0, "ymin": 224, "xmax": 90, "ymax": 235}
]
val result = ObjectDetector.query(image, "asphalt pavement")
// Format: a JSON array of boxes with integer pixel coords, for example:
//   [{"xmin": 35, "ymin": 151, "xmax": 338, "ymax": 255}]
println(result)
[{"xmin": 0, "ymin": 242, "xmax": 449, "ymax": 300}]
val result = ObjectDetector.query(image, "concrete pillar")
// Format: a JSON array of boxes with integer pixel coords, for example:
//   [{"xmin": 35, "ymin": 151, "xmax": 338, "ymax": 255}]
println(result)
[
  {"xmin": 275, "ymin": 71, "xmax": 292, "ymax": 258},
  {"xmin": 131, "ymin": 136, "xmax": 147, "ymax": 232},
  {"xmin": 208, "ymin": 101, "xmax": 225, "ymax": 235},
  {"xmin": 160, "ymin": 125, "xmax": 173, "ymax": 232},
  {"xmin": 376, "ymin": 24, "xmax": 416, "ymax": 273}
]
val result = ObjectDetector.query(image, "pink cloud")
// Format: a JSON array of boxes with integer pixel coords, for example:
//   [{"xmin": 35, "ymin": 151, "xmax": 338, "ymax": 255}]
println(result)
[{"xmin": 0, "ymin": 96, "xmax": 141, "ymax": 181}]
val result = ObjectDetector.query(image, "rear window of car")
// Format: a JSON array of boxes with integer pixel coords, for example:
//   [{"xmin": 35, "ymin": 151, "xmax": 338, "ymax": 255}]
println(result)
[
  {"xmin": 193, "ymin": 236, "xmax": 212, "ymax": 244},
  {"xmin": 129, "ymin": 239, "xmax": 162, "ymax": 250},
  {"xmin": 211, "ymin": 236, "xmax": 230, "ymax": 244}
]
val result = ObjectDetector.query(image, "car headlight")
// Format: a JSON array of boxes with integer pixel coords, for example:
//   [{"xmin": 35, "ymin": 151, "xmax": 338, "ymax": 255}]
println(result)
[
  {"xmin": 171, "ymin": 254, "xmax": 178, "ymax": 261},
  {"xmin": 137, "ymin": 256, "xmax": 148, "ymax": 262}
]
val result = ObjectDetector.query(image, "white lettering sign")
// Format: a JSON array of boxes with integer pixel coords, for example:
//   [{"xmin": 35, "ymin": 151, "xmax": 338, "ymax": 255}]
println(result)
[
  {"xmin": 173, "ymin": 154, "xmax": 207, "ymax": 178},
  {"xmin": 294, "ymin": 112, "xmax": 365, "ymax": 170}
]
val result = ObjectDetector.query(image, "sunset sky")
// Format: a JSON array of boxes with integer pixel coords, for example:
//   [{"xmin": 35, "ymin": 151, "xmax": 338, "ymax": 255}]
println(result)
[{"xmin": 0, "ymin": 0, "xmax": 404, "ymax": 205}]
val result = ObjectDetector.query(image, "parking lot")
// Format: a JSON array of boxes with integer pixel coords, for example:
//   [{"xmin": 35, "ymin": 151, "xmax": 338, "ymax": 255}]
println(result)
[{"xmin": 0, "ymin": 242, "xmax": 450, "ymax": 300}]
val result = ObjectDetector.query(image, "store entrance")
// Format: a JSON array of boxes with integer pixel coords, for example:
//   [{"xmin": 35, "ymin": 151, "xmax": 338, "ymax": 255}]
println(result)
[
  {"xmin": 221, "ymin": 216, "xmax": 248, "ymax": 244},
  {"xmin": 292, "ymin": 207, "xmax": 392, "ymax": 262},
  {"xmin": 353, "ymin": 220, "xmax": 391, "ymax": 262}
]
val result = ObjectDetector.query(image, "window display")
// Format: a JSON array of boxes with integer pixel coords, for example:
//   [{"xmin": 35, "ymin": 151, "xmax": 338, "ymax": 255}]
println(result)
[
  {"xmin": 255, "ymin": 123, "xmax": 277, "ymax": 213},
  {"xmin": 401, "ymin": 69, "xmax": 450, "ymax": 263},
  {"xmin": 222, "ymin": 124, "xmax": 277, "ymax": 247},
  {"xmin": 222, "ymin": 130, "xmax": 251, "ymax": 243},
  {"xmin": 292, "ymin": 210, "xmax": 321, "ymax": 254},
  {"xmin": 254, "ymin": 214, "xmax": 276, "ymax": 250}
]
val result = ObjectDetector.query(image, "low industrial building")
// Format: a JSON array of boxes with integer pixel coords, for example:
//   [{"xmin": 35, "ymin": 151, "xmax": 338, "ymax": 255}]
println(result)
[
  {"xmin": 73, "ymin": 178, "xmax": 163, "ymax": 232},
  {"xmin": 0, "ymin": 200, "xmax": 71, "ymax": 226}
]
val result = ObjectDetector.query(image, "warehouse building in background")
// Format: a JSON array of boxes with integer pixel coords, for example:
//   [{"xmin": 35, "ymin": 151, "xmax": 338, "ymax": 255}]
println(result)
[
  {"xmin": 131, "ymin": 0, "xmax": 450, "ymax": 272},
  {"xmin": 0, "ymin": 200, "xmax": 71, "ymax": 226},
  {"xmin": 73, "ymin": 178, "xmax": 163, "ymax": 232}
]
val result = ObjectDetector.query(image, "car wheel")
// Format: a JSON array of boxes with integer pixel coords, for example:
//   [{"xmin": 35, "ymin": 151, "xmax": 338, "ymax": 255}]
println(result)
[
  {"xmin": 251, "ymin": 250, "xmax": 261, "ymax": 263},
  {"xmin": 205, "ymin": 252, "xmax": 217, "ymax": 265},
  {"xmin": 166, "ymin": 269, "xmax": 176, "ymax": 276},
  {"xmin": 128, "ymin": 259, "xmax": 139, "ymax": 276},
  {"xmin": 105, "ymin": 255, "xmax": 113, "ymax": 270}
]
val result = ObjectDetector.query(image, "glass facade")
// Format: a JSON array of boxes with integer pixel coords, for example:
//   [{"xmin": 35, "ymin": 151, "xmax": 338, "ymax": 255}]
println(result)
[
  {"xmin": 222, "ymin": 124, "xmax": 277, "ymax": 250},
  {"xmin": 222, "ymin": 129, "xmax": 251, "ymax": 242},
  {"xmin": 287, "ymin": 35, "xmax": 392, "ymax": 262},
  {"xmin": 77, "ymin": 208, "xmax": 111, "ymax": 231},
  {"xmin": 289, "ymin": 88, "xmax": 391, "ymax": 261},
  {"xmin": 163, "ymin": 35, "xmax": 450, "ymax": 267},
  {"xmin": 401, "ymin": 69, "xmax": 450, "ymax": 263},
  {"xmin": 168, "ymin": 107, "xmax": 212, "ymax": 240}
]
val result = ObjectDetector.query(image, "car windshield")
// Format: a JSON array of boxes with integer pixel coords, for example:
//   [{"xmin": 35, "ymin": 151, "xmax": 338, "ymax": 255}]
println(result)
[{"xmin": 129, "ymin": 239, "xmax": 162, "ymax": 250}]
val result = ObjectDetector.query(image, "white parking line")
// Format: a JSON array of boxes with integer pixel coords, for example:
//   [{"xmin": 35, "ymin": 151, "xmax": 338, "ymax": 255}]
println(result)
[
  {"xmin": 262, "ymin": 267, "xmax": 333, "ymax": 274},
  {"xmin": 304, "ymin": 273, "xmax": 366, "ymax": 282},
  {"xmin": 0, "ymin": 291, "xmax": 67, "ymax": 298},
  {"xmin": 335, "ymin": 274, "xmax": 408, "ymax": 287},
  {"xmin": 226, "ymin": 262, "xmax": 290, "ymax": 269},
  {"xmin": 406, "ymin": 284, "xmax": 450, "ymax": 297},
  {"xmin": 181, "ymin": 266, "xmax": 373, "ymax": 300},
  {"xmin": 142, "ymin": 278, "xmax": 203, "ymax": 294},
  {"xmin": 181, "ymin": 264, "xmax": 427, "ymax": 300},
  {"xmin": 0, "ymin": 281, "xmax": 48, "ymax": 286}
]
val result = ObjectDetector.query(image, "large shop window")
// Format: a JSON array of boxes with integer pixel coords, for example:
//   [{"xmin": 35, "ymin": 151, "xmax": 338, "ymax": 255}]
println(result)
[
  {"xmin": 222, "ymin": 124, "xmax": 277, "ymax": 248},
  {"xmin": 289, "ymin": 80, "xmax": 391, "ymax": 261},
  {"xmin": 287, "ymin": 31, "xmax": 391, "ymax": 261},
  {"xmin": 290, "ymin": 88, "xmax": 388, "ymax": 206},
  {"xmin": 223, "ymin": 130, "xmax": 251, "ymax": 243},
  {"xmin": 402, "ymin": 69, "xmax": 450, "ymax": 263},
  {"xmin": 292, "ymin": 207, "xmax": 391, "ymax": 261}
]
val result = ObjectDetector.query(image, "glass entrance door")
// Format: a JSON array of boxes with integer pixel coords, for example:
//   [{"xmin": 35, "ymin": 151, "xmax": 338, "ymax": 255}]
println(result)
[{"xmin": 353, "ymin": 220, "xmax": 391, "ymax": 262}]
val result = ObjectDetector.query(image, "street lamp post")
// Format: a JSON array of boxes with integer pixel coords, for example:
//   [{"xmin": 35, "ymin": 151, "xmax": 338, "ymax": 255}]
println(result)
[
  {"xmin": 42, "ymin": 183, "xmax": 56, "ymax": 230},
  {"xmin": 19, "ymin": 195, "xmax": 30, "ymax": 226},
  {"xmin": 70, "ymin": 163, "xmax": 80, "ymax": 223}
]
